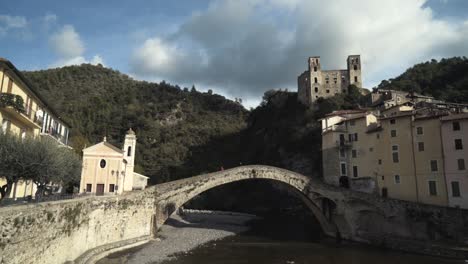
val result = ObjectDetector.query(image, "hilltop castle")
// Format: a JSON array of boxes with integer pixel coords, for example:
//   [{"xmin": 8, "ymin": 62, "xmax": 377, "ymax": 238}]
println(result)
[{"xmin": 297, "ymin": 55, "xmax": 362, "ymax": 105}]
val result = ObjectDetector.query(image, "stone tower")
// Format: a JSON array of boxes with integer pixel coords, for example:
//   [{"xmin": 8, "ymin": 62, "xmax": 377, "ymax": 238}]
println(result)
[
  {"xmin": 297, "ymin": 55, "xmax": 363, "ymax": 105},
  {"xmin": 123, "ymin": 128, "xmax": 137, "ymax": 191},
  {"xmin": 347, "ymin": 55, "xmax": 362, "ymax": 88}
]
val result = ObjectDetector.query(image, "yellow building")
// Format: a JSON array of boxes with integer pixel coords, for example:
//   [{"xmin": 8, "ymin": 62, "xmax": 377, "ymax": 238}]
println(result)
[
  {"xmin": 0, "ymin": 58, "xmax": 71, "ymax": 199},
  {"xmin": 321, "ymin": 106, "xmax": 452, "ymax": 207},
  {"xmin": 79, "ymin": 129, "xmax": 149, "ymax": 195}
]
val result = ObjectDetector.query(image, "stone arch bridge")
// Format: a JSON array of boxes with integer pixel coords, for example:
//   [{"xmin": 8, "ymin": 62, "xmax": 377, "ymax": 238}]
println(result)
[{"xmin": 1, "ymin": 165, "xmax": 467, "ymax": 264}]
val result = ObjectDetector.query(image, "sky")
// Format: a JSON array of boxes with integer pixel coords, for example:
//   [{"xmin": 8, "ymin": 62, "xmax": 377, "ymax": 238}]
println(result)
[{"xmin": 1, "ymin": 0, "xmax": 468, "ymax": 108}]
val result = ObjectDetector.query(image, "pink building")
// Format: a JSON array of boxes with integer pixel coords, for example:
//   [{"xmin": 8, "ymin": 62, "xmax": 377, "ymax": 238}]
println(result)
[{"xmin": 441, "ymin": 113, "xmax": 468, "ymax": 208}]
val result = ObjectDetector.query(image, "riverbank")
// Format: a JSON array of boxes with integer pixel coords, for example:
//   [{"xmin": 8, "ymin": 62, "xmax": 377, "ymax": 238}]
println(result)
[{"xmin": 97, "ymin": 210, "xmax": 259, "ymax": 264}]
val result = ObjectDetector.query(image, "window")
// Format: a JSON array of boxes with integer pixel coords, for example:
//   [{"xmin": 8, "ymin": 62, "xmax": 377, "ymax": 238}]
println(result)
[
  {"xmin": 394, "ymin": 175, "xmax": 400, "ymax": 184},
  {"xmin": 378, "ymin": 159, "xmax": 382, "ymax": 165},
  {"xmin": 352, "ymin": 149, "xmax": 357, "ymax": 158},
  {"xmin": 314, "ymin": 66, "xmax": 317, "ymax": 72},
  {"xmin": 350, "ymin": 120, "xmax": 355, "ymax": 126},
  {"xmin": 455, "ymin": 139, "xmax": 463, "ymax": 150},
  {"xmin": 390, "ymin": 119, "xmax": 395, "ymax": 124},
  {"xmin": 458, "ymin": 159, "xmax": 466, "ymax": 170},
  {"xmin": 100, "ymin": 159, "xmax": 106, "ymax": 168},
  {"xmin": 314, "ymin": 77, "xmax": 318, "ymax": 83},
  {"xmin": 1, "ymin": 119, "xmax": 10, "ymax": 133},
  {"xmin": 348, "ymin": 134, "xmax": 353, "ymax": 142},
  {"xmin": 429, "ymin": 181, "xmax": 437, "ymax": 196},
  {"xmin": 354, "ymin": 133, "xmax": 358, "ymax": 141},
  {"xmin": 376, "ymin": 133, "xmax": 380, "ymax": 139},
  {"xmin": 418, "ymin": 142, "xmax": 425, "ymax": 152},
  {"xmin": 315, "ymin": 87, "xmax": 318, "ymax": 93},
  {"xmin": 452, "ymin": 182, "xmax": 461, "ymax": 197},
  {"xmin": 416, "ymin": 127, "xmax": 423, "ymax": 135},
  {"xmin": 353, "ymin": 65, "xmax": 358, "ymax": 70},
  {"xmin": 86, "ymin": 184, "xmax": 92, "ymax": 192},
  {"xmin": 453, "ymin": 121, "xmax": 460, "ymax": 131},
  {"xmin": 340, "ymin": 163, "xmax": 347, "ymax": 176},
  {"xmin": 109, "ymin": 184, "xmax": 115, "ymax": 193},
  {"xmin": 127, "ymin": 146, "xmax": 132, "ymax": 157},
  {"xmin": 381, "ymin": 175, "xmax": 384, "ymax": 180},
  {"xmin": 430, "ymin": 160, "xmax": 438, "ymax": 172},
  {"xmin": 334, "ymin": 78, "xmax": 337, "ymax": 84},
  {"xmin": 369, "ymin": 147, "xmax": 374, "ymax": 152},
  {"xmin": 326, "ymin": 89, "xmax": 330, "ymax": 93},
  {"xmin": 354, "ymin": 76, "xmax": 358, "ymax": 83},
  {"xmin": 392, "ymin": 145, "xmax": 399, "ymax": 163},
  {"xmin": 353, "ymin": 166, "xmax": 358, "ymax": 178},
  {"xmin": 391, "ymin": 130, "xmax": 397, "ymax": 137},
  {"xmin": 339, "ymin": 148, "xmax": 346, "ymax": 158}
]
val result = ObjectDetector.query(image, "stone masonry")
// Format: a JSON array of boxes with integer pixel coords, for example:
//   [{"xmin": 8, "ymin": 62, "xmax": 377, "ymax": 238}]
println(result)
[{"xmin": 1, "ymin": 165, "xmax": 468, "ymax": 263}]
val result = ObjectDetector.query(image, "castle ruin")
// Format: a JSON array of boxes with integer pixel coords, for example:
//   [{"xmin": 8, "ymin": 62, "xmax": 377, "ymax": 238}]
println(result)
[{"xmin": 297, "ymin": 55, "xmax": 362, "ymax": 105}]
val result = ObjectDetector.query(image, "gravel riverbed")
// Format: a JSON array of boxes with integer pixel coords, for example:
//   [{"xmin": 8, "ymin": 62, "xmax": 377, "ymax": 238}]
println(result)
[{"xmin": 97, "ymin": 210, "xmax": 258, "ymax": 264}]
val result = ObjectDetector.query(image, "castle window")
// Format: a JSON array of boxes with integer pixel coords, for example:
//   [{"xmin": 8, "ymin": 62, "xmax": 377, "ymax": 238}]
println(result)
[
  {"xmin": 314, "ymin": 66, "xmax": 317, "ymax": 72},
  {"xmin": 353, "ymin": 65, "xmax": 357, "ymax": 70},
  {"xmin": 100, "ymin": 159, "xmax": 106, "ymax": 168},
  {"xmin": 315, "ymin": 87, "xmax": 318, "ymax": 93},
  {"xmin": 127, "ymin": 146, "xmax": 132, "ymax": 157},
  {"xmin": 314, "ymin": 77, "xmax": 318, "ymax": 83},
  {"xmin": 354, "ymin": 76, "xmax": 358, "ymax": 83},
  {"xmin": 326, "ymin": 89, "xmax": 330, "ymax": 93}
]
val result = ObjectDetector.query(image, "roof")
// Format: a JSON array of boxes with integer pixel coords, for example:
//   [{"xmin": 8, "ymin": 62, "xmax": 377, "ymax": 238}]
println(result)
[
  {"xmin": 0, "ymin": 58, "xmax": 71, "ymax": 128},
  {"xmin": 440, "ymin": 113, "xmax": 468, "ymax": 121},
  {"xmin": 379, "ymin": 112, "xmax": 414, "ymax": 120},
  {"xmin": 82, "ymin": 141, "xmax": 124, "ymax": 154},
  {"xmin": 324, "ymin": 109, "xmax": 366, "ymax": 117},
  {"xmin": 134, "ymin": 172, "xmax": 150, "ymax": 179}
]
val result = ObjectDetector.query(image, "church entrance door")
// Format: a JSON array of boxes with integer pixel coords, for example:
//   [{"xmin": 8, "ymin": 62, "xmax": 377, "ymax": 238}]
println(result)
[{"xmin": 96, "ymin": 184, "xmax": 105, "ymax": 196}]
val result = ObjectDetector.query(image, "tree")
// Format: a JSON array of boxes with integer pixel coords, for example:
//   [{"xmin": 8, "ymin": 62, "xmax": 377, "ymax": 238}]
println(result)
[{"xmin": 0, "ymin": 133, "xmax": 82, "ymax": 202}]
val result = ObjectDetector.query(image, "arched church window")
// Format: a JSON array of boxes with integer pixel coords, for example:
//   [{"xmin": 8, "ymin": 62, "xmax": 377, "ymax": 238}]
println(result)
[
  {"xmin": 127, "ymin": 146, "xmax": 132, "ymax": 157},
  {"xmin": 100, "ymin": 159, "xmax": 106, "ymax": 168},
  {"xmin": 314, "ymin": 77, "xmax": 318, "ymax": 83}
]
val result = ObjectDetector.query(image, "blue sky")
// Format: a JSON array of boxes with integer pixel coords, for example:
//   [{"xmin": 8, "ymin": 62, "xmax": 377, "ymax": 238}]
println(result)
[{"xmin": 2, "ymin": 0, "xmax": 468, "ymax": 107}]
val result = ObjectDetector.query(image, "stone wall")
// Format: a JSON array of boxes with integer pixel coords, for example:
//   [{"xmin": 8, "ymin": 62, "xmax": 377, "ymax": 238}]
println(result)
[{"xmin": 0, "ymin": 191, "xmax": 155, "ymax": 264}]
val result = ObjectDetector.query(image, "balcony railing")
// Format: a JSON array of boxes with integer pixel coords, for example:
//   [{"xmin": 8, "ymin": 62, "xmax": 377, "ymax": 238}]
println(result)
[
  {"xmin": 322, "ymin": 124, "xmax": 347, "ymax": 133},
  {"xmin": 0, "ymin": 93, "xmax": 25, "ymax": 113},
  {"xmin": 335, "ymin": 140, "xmax": 352, "ymax": 148}
]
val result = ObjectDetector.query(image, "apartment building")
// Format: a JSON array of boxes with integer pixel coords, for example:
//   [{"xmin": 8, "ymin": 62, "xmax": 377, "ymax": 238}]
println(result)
[
  {"xmin": 321, "ymin": 106, "xmax": 466, "ymax": 207},
  {"xmin": 0, "ymin": 58, "xmax": 71, "ymax": 199},
  {"xmin": 441, "ymin": 113, "xmax": 468, "ymax": 208}
]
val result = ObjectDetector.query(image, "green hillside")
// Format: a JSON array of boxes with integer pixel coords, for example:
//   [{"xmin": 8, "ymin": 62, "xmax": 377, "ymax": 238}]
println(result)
[
  {"xmin": 377, "ymin": 57, "xmax": 468, "ymax": 103},
  {"xmin": 23, "ymin": 64, "xmax": 247, "ymax": 183}
]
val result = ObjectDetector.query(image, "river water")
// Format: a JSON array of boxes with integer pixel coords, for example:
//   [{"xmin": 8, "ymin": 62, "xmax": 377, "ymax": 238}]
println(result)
[{"xmin": 160, "ymin": 215, "xmax": 464, "ymax": 264}]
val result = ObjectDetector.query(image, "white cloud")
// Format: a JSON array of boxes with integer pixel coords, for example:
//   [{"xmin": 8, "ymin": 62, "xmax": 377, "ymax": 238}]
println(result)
[
  {"xmin": 0, "ymin": 15, "xmax": 27, "ymax": 37},
  {"xmin": 130, "ymin": 0, "xmax": 468, "ymax": 108},
  {"xmin": 49, "ymin": 24, "xmax": 84, "ymax": 58},
  {"xmin": 48, "ymin": 24, "xmax": 104, "ymax": 68}
]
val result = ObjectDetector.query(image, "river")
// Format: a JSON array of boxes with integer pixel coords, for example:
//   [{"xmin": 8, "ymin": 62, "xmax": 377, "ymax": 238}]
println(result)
[{"xmin": 100, "ymin": 212, "xmax": 465, "ymax": 264}]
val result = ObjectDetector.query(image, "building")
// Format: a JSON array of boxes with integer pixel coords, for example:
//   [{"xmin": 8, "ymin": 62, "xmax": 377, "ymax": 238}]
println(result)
[
  {"xmin": 298, "ymin": 55, "xmax": 362, "ymax": 105},
  {"xmin": 321, "ymin": 109, "xmax": 379, "ymax": 192},
  {"xmin": 370, "ymin": 89, "xmax": 436, "ymax": 109},
  {"xmin": 440, "ymin": 113, "xmax": 468, "ymax": 208},
  {"xmin": 0, "ymin": 58, "xmax": 71, "ymax": 199},
  {"xmin": 79, "ymin": 129, "xmax": 149, "ymax": 195},
  {"xmin": 320, "ymin": 106, "xmax": 461, "ymax": 207}
]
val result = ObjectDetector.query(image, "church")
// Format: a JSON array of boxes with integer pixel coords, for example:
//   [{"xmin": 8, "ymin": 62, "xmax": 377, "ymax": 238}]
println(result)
[{"xmin": 79, "ymin": 128, "xmax": 149, "ymax": 195}]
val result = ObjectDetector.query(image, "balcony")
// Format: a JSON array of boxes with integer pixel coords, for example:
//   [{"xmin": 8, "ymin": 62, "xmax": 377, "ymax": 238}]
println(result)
[
  {"xmin": 335, "ymin": 140, "xmax": 352, "ymax": 148},
  {"xmin": 41, "ymin": 129, "xmax": 68, "ymax": 146},
  {"xmin": 0, "ymin": 93, "xmax": 41, "ymax": 129},
  {"xmin": 322, "ymin": 124, "xmax": 347, "ymax": 134}
]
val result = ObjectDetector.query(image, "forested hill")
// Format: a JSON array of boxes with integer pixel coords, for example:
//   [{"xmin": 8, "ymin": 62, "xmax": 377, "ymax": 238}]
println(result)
[
  {"xmin": 377, "ymin": 57, "xmax": 468, "ymax": 103},
  {"xmin": 23, "ymin": 64, "xmax": 247, "ymax": 183}
]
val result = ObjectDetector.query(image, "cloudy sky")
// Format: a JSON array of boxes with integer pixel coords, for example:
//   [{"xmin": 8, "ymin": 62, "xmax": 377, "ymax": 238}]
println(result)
[{"xmin": 2, "ymin": 0, "xmax": 468, "ymax": 108}]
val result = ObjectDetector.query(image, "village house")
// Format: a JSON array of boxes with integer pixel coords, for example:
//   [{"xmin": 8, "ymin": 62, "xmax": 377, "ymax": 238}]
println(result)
[{"xmin": 0, "ymin": 58, "xmax": 71, "ymax": 199}]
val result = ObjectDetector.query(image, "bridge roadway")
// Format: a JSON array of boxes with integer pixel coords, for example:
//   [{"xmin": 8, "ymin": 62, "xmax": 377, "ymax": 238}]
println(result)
[{"xmin": 0, "ymin": 165, "xmax": 467, "ymax": 264}]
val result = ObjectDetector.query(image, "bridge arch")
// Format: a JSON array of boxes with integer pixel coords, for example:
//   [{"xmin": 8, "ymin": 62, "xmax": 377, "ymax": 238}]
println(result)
[{"xmin": 151, "ymin": 165, "xmax": 341, "ymax": 237}]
